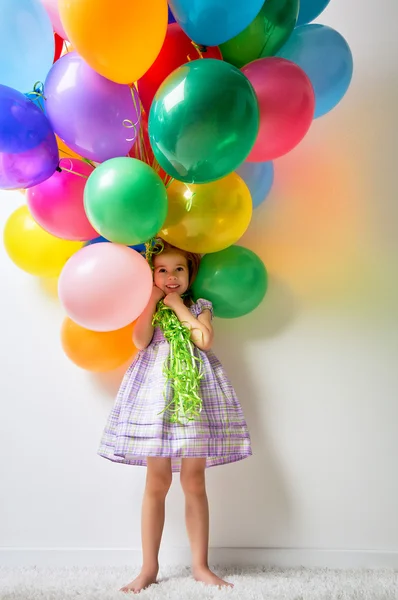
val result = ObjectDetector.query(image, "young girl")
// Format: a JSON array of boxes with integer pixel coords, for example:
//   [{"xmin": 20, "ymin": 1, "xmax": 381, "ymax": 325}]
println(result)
[{"xmin": 98, "ymin": 240, "xmax": 252, "ymax": 593}]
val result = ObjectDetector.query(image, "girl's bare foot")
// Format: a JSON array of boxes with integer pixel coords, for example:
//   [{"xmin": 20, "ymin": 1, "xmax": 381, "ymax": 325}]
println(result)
[
  {"xmin": 193, "ymin": 566, "xmax": 234, "ymax": 588},
  {"xmin": 120, "ymin": 570, "xmax": 158, "ymax": 594}
]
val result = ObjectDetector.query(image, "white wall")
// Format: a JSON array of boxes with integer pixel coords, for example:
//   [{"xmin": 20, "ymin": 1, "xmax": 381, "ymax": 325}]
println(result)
[{"xmin": 1, "ymin": 0, "xmax": 398, "ymax": 568}]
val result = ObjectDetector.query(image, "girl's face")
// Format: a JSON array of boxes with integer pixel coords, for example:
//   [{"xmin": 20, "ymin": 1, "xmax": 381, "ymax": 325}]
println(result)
[{"xmin": 153, "ymin": 252, "xmax": 189, "ymax": 296}]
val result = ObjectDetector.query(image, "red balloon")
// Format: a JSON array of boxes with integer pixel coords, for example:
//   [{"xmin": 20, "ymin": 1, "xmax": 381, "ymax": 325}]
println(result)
[
  {"xmin": 54, "ymin": 33, "xmax": 64, "ymax": 63},
  {"xmin": 242, "ymin": 57, "xmax": 315, "ymax": 162},
  {"xmin": 137, "ymin": 23, "xmax": 222, "ymax": 113}
]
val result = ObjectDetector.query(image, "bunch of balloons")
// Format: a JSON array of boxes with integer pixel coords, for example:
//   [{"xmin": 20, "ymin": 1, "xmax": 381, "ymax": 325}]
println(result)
[{"xmin": 1, "ymin": 0, "xmax": 353, "ymax": 372}]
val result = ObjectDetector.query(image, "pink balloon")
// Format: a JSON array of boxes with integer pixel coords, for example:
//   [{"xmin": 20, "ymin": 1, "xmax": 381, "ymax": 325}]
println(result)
[
  {"xmin": 58, "ymin": 243, "xmax": 152, "ymax": 332},
  {"xmin": 242, "ymin": 57, "xmax": 315, "ymax": 162},
  {"xmin": 40, "ymin": 0, "xmax": 68, "ymax": 40},
  {"xmin": 27, "ymin": 159, "xmax": 97, "ymax": 241}
]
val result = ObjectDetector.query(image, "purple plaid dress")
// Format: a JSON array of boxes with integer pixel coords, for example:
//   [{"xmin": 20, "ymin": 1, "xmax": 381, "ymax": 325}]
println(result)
[{"xmin": 98, "ymin": 299, "xmax": 252, "ymax": 472}]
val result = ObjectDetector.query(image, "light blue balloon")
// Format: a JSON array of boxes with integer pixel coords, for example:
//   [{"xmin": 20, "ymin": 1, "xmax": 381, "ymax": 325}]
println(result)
[
  {"xmin": 296, "ymin": 0, "xmax": 331, "ymax": 27},
  {"xmin": 236, "ymin": 162, "xmax": 274, "ymax": 209},
  {"xmin": 0, "ymin": 0, "xmax": 54, "ymax": 93},
  {"xmin": 25, "ymin": 92, "xmax": 46, "ymax": 114},
  {"xmin": 277, "ymin": 24, "xmax": 353, "ymax": 118},
  {"xmin": 168, "ymin": 0, "xmax": 265, "ymax": 46}
]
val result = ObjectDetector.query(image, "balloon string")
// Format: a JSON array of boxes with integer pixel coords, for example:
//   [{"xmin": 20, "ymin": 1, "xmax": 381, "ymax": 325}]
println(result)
[
  {"xmin": 33, "ymin": 81, "xmax": 45, "ymax": 96},
  {"xmin": 145, "ymin": 238, "xmax": 164, "ymax": 269},
  {"xmin": 26, "ymin": 81, "xmax": 46, "ymax": 112},
  {"xmin": 57, "ymin": 158, "xmax": 89, "ymax": 178},
  {"xmin": 186, "ymin": 195, "xmax": 194, "ymax": 211},
  {"xmin": 57, "ymin": 169, "xmax": 87, "ymax": 179},
  {"xmin": 123, "ymin": 118, "xmax": 140, "ymax": 142},
  {"xmin": 139, "ymin": 119, "xmax": 150, "ymax": 165},
  {"xmin": 59, "ymin": 147, "xmax": 75, "ymax": 159},
  {"xmin": 127, "ymin": 88, "xmax": 172, "ymax": 187},
  {"xmin": 130, "ymin": 88, "xmax": 145, "ymax": 161},
  {"xmin": 123, "ymin": 87, "xmax": 142, "ymax": 142},
  {"xmin": 81, "ymin": 157, "xmax": 96, "ymax": 168},
  {"xmin": 128, "ymin": 87, "xmax": 152, "ymax": 164},
  {"xmin": 57, "ymin": 154, "xmax": 96, "ymax": 170},
  {"xmin": 187, "ymin": 41, "xmax": 207, "ymax": 61}
]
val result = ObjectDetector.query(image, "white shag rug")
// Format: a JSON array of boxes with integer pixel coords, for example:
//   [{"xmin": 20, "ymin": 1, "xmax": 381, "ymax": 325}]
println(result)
[{"xmin": 1, "ymin": 566, "xmax": 398, "ymax": 600}]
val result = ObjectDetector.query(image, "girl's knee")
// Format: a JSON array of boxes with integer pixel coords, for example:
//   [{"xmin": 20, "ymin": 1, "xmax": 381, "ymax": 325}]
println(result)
[
  {"xmin": 146, "ymin": 471, "xmax": 172, "ymax": 497},
  {"xmin": 180, "ymin": 469, "xmax": 206, "ymax": 496},
  {"xmin": 146, "ymin": 460, "xmax": 172, "ymax": 497}
]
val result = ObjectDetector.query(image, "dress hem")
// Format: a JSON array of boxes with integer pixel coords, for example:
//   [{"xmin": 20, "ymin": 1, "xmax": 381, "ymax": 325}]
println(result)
[{"xmin": 97, "ymin": 448, "xmax": 252, "ymax": 472}]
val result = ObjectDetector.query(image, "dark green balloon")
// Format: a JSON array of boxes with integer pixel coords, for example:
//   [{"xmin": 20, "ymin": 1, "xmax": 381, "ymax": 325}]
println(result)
[
  {"xmin": 192, "ymin": 245, "xmax": 268, "ymax": 319},
  {"xmin": 148, "ymin": 59, "xmax": 259, "ymax": 184},
  {"xmin": 220, "ymin": 0, "xmax": 299, "ymax": 68},
  {"xmin": 84, "ymin": 157, "xmax": 168, "ymax": 245}
]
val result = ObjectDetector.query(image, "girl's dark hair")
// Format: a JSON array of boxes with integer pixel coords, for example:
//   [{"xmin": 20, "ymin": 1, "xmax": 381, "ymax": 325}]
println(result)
[{"xmin": 152, "ymin": 239, "xmax": 201, "ymax": 298}]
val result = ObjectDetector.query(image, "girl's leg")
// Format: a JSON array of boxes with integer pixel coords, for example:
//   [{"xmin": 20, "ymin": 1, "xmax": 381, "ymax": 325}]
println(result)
[
  {"xmin": 180, "ymin": 458, "xmax": 233, "ymax": 588},
  {"xmin": 121, "ymin": 458, "xmax": 172, "ymax": 593}
]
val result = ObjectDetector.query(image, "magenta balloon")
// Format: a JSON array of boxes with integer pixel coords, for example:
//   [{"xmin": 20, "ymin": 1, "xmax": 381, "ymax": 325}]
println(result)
[
  {"xmin": 27, "ymin": 158, "xmax": 98, "ymax": 241},
  {"xmin": 44, "ymin": 52, "xmax": 141, "ymax": 163},
  {"xmin": 58, "ymin": 243, "xmax": 152, "ymax": 332},
  {"xmin": 242, "ymin": 57, "xmax": 315, "ymax": 162}
]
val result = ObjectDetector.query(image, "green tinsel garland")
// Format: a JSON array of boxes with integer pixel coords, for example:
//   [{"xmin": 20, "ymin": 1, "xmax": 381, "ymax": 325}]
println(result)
[{"xmin": 152, "ymin": 300, "xmax": 203, "ymax": 425}]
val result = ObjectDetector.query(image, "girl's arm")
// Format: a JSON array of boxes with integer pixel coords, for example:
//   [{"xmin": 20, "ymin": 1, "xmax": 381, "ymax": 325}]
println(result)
[
  {"xmin": 163, "ymin": 293, "xmax": 214, "ymax": 351},
  {"xmin": 133, "ymin": 286, "xmax": 164, "ymax": 350}
]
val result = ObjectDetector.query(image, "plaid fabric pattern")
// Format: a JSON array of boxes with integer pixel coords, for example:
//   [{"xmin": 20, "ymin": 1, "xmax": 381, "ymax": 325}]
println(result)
[{"xmin": 98, "ymin": 299, "xmax": 252, "ymax": 472}]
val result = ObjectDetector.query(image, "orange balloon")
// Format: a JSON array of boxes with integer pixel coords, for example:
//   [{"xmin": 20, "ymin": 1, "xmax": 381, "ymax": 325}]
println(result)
[
  {"xmin": 61, "ymin": 318, "xmax": 137, "ymax": 372},
  {"xmin": 59, "ymin": 0, "xmax": 168, "ymax": 84},
  {"xmin": 56, "ymin": 135, "xmax": 82, "ymax": 160}
]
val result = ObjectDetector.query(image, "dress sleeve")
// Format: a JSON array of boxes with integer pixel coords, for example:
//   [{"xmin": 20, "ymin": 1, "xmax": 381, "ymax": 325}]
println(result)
[{"xmin": 194, "ymin": 298, "xmax": 214, "ymax": 320}]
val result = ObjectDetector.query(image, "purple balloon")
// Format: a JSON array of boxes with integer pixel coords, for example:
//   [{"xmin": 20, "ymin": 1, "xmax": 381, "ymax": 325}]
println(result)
[
  {"xmin": 44, "ymin": 52, "xmax": 141, "ymax": 163},
  {"xmin": 0, "ymin": 84, "xmax": 58, "ymax": 190}
]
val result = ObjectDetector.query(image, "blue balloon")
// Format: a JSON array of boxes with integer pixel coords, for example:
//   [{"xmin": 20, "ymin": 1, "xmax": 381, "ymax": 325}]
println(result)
[
  {"xmin": 0, "ymin": 90, "xmax": 50, "ymax": 154},
  {"xmin": 84, "ymin": 236, "xmax": 108, "ymax": 247},
  {"xmin": 0, "ymin": 0, "xmax": 54, "ymax": 93},
  {"xmin": 168, "ymin": 5, "xmax": 176, "ymax": 23},
  {"xmin": 277, "ymin": 25, "xmax": 353, "ymax": 118},
  {"xmin": 236, "ymin": 162, "xmax": 274, "ymax": 209},
  {"xmin": 296, "ymin": 0, "xmax": 331, "ymax": 27},
  {"xmin": 168, "ymin": 0, "xmax": 265, "ymax": 46},
  {"xmin": 84, "ymin": 237, "xmax": 146, "ymax": 254},
  {"xmin": 0, "ymin": 84, "xmax": 58, "ymax": 190}
]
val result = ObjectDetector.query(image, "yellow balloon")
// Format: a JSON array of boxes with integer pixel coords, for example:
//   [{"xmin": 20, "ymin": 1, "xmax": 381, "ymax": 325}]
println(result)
[
  {"xmin": 161, "ymin": 173, "xmax": 253, "ymax": 253},
  {"xmin": 59, "ymin": 0, "xmax": 168, "ymax": 84},
  {"xmin": 4, "ymin": 206, "xmax": 83, "ymax": 278}
]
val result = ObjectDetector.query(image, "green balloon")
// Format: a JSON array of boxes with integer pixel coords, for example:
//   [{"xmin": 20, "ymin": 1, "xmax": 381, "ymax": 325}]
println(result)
[
  {"xmin": 84, "ymin": 157, "xmax": 168, "ymax": 245},
  {"xmin": 192, "ymin": 245, "xmax": 268, "ymax": 318},
  {"xmin": 148, "ymin": 59, "xmax": 259, "ymax": 184},
  {"xmin": 220, "ymin": 0, "xmax": 299, "ymax": 68}
]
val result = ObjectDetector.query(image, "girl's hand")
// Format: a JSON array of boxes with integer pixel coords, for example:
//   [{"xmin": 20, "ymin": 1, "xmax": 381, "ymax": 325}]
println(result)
[
  {"xmin": 151, "ymin": 284, "xmax": 165, "ymax": 304},
  {"xmin": 163, "ymin": 292, "xmax": 183, "ymax": 310}
]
